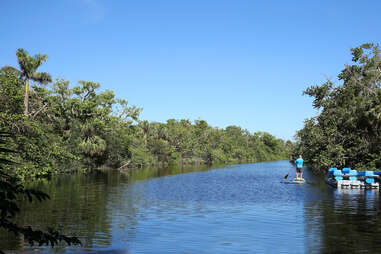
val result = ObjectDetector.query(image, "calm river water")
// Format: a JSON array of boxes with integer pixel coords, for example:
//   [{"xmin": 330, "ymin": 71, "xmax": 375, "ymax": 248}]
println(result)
[{"xmin": 2, "ymin": 160, "xmax": 381, "ymax": 253}]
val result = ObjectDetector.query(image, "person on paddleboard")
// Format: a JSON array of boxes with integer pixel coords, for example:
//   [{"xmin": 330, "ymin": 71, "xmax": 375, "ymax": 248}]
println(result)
[{"xmin": 295, "ymin": 155, "xmax": 304, "ymax": 179}]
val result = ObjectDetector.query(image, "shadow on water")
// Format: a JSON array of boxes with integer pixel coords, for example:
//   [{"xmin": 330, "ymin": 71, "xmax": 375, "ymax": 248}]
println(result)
[
  {"xmin": 304, "ymin": 188, "xmax": 381, "ymax": 254},
  {"xmin": 0, "ymin": 164, "xmax": 215, "ymax": 253},
  {"xmin": 123, "ymin": 163, "xmax": 216, "ymax": 182},
  {"xmin": 2, "ymin": 161, "xmax": 381, "ymax": 253},
  {"xmin": 0, "ymin": 171, "xmax": 126, "ymax": 252}
]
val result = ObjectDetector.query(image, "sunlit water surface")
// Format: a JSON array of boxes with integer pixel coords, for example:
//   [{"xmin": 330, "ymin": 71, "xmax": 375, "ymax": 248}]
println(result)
[{"xmin": 2, "ymin": 161, "xmax": 381, "ymax": 253}]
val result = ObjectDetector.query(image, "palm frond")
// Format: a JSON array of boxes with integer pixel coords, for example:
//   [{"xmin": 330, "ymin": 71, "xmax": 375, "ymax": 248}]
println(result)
[
  {"xmin": 31, "ymin": 72, "xmax": 52, "ymax": 84},
  {"xmin": 33, "ymin": 54, "xmax": 48, "ymax": 70},
  {"xmin": 16, "ymin": 48, "xmax": 33, "ymax": 78}
]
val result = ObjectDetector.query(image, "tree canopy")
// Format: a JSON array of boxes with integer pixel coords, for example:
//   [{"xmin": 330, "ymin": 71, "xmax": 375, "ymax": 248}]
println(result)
[
  {"xmin": 0, "ymin": 48, "xmax": 290, "ymax": 180},
  {"xmin": 293, "ymin": 43, "xmax": 381, "ymax": 173},
  {"xmin": 1, "ymin": 48, "xmax": 52, "ymax": 116}
]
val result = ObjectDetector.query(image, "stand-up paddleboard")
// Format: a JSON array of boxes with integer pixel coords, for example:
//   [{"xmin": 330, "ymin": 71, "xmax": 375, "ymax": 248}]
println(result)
[
  {"xmin": 293, "ymin": 178, "xmax": 306, "ymax": 183},
  {"xmin": 280, "ymin": 178, "xmax": 307, "ymax": 184}
]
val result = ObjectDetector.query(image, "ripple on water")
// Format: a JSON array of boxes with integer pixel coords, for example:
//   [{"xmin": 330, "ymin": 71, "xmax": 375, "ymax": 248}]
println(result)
[{"xmin": 3, "ymin": 161, "xmax": 381, "ymax": 254}]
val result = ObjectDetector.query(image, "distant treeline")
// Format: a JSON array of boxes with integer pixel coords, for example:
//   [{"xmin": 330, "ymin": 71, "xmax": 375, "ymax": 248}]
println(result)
[
  {"xmin": 0, "ymin": 49, "xmax": 291, "ymax": 179},
  {"xmin": 293, "ymin": 43, "xmax": 381, "ymax": 173}
]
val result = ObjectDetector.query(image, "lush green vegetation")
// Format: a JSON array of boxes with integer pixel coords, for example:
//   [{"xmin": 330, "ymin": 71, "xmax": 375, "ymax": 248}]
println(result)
[
  {"xmin": 0, "ymin": 132, "xmax": 81, "ymax": 253},
  {"xmin": 293, "ymin": 43, "xmax": 381, "ymax": 173},
  {"xmin": 0, "ymin": 48, "xmax": 289, "ymax": 250},
  {"xmin": 0, "ymin": 48, "xmax": 290, "ymax": 180}
]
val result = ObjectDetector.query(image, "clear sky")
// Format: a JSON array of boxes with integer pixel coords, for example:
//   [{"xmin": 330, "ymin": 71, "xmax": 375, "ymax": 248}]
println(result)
[{"xmin": 1, "ymin": 0, "xmax": 381, "ymax": 140}]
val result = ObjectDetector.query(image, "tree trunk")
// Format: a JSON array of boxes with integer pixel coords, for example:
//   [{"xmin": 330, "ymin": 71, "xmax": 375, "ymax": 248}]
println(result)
[{"xmin": 24, "ymin": 79, "xmax": 29, "ymax": 115}]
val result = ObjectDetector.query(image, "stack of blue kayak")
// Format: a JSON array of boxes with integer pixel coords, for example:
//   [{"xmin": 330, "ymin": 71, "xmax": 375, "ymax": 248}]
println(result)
[{"xmin": 325, "ymin": 168, "xmax": 379, "ymax": 189}]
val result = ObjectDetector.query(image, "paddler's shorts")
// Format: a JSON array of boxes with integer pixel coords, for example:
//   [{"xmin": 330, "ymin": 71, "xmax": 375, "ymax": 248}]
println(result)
[{"xmin": 296, "ymin": 167, "xmax": 303, "ymax": 173}]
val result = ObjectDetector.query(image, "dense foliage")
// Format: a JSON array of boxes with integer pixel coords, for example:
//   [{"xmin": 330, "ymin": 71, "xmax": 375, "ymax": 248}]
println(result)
[
  {"xmin": 0, "ymin": 49, "xmax": 290, "ymax": 179},
  {"xmin": 293, "ymin": 43, "xmax": 381, "ymax": 173},
  {"xmin": 0, "ymin": 132, "xmax": 81, "ymax": 253}
]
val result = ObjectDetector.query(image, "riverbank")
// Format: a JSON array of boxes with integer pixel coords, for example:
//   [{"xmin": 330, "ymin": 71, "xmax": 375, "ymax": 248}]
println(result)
[{"xmin": 1, "ymin": 53, "xmax": 292, "ymax": 180}]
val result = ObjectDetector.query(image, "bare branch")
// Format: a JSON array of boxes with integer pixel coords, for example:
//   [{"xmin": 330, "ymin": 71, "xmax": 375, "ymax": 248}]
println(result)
[{"xmin": 31, "ymin": 104, "xmax": 48, "ymax": 119}]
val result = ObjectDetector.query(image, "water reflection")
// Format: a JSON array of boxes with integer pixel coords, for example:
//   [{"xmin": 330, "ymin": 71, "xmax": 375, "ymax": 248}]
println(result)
[
  {"xmin": 334, "ymin": 188, "xmax": 379, "ymax": 215},
  {"xmin": 2, "ymin": 162, "xmax": 381, "ymax": 253},
  {"xmin": 0, "ymin": 171, "xmax": 129, "ymax": 252},
  {"xmin": 304, "ymin": 188, "xmax": 381, "ymax": 253}
]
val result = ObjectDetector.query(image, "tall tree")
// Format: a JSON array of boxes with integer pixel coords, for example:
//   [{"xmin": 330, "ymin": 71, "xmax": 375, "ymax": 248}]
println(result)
[
  {"xmin": 1, "ymin": 48, "xmax": 51, "ymax": 115},
  {"xmin": 294, "ymin": 43, "xmax": 381, "ymax": 172}
]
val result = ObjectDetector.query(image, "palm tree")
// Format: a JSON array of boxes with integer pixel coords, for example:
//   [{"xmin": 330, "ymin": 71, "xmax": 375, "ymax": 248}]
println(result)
[{"xmin": 1, "ymin": 48, "xmax": 52, "ymax": 115}]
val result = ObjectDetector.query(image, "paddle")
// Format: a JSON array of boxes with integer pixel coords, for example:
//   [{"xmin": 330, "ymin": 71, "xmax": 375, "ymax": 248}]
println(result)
[{"xmin": 284, "ymin": 168, "xmax": 293, "ymax": 179}]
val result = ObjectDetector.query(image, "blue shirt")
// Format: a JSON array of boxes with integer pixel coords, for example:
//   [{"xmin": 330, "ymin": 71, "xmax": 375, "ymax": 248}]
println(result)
[{"xmin": 295, "ymin": 158, "xmax": 303, "ymax": 168}]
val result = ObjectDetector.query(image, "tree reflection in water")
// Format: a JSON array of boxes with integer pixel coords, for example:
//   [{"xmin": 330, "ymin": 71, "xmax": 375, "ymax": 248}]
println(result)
[{"xmin": 305, "ymin": 189, "xmax": 381, "ymax": 253}]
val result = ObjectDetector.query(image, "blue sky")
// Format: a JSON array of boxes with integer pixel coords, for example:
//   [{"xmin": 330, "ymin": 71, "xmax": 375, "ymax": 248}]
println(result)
[{"xmin": 1, "ymin": 0, "xmax": 381, "ymax": 140}]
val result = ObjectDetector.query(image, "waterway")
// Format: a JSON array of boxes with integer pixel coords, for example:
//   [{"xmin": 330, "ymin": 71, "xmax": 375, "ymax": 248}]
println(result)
[{"xmin": 1, "ymin": 160, "xmax": 381, "ymax": 253}]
